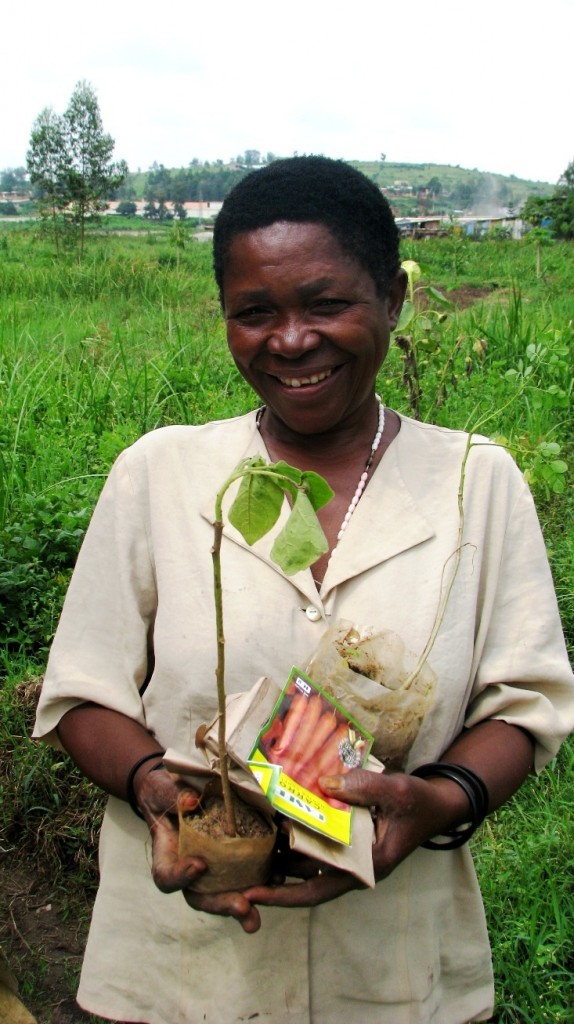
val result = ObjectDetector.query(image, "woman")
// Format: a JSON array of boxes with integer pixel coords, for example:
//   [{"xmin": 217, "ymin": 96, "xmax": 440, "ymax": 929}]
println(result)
[{"xmin": 34, "ymin": 157, "xmax": 574, "ymax": 1024}]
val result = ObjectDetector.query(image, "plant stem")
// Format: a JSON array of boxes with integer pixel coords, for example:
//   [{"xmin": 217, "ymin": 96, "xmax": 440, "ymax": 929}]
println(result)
[
  {"xmin": 403, "ymin": 430, "xmax": 472, "ymax": 689},
  {"xmin": 211, "ymin": 515, "xmax": 237, "ymax": 836},
  {"xmin": 403, "ymin": 376, "xmax": 533, "ymax": 690},
  {"xmin": 211, "ymin": 462, "xmax": 289, "ymax": 837},
  {"xmin": 210, "ymin": 458, "xmax": 329, "ymax": 834}
]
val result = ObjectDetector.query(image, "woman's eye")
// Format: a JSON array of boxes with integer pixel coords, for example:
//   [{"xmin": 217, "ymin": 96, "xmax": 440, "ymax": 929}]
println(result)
[
  {"xmin": 234, "ymin": 306, "xmax": 270, "ymax": 320},
  {"xmin": 313, "ymin": 299, "xmax": 348, "ymax": 313}
]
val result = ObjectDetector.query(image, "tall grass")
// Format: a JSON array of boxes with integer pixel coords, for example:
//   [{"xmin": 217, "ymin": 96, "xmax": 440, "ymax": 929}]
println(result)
[
  {"xmin": 0, "ymin": 232, "xmax": 254, "ymax": 532},
  {"xmin": 474, "ymin": 736, "xmax": 574, "ymax": 1023},
  {"xmin": 0, "ymin": 225, "xmax": 573, "ymax": 1022}
]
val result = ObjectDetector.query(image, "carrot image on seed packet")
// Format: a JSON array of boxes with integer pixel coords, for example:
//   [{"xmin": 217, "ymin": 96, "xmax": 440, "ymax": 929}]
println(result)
[{"xmin": 256, "ymin": 669, "xmax": 373, "ymax": 819}]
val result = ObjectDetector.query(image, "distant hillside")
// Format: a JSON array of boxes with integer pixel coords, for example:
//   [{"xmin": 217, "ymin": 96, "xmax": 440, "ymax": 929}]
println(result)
[
  {"xmin": 119, "ymin": 159, "xmax": 553, "ymax": 219},
  {"xmin": 351, "ymin": 161, "xmax": 554, "ymax": 217}
]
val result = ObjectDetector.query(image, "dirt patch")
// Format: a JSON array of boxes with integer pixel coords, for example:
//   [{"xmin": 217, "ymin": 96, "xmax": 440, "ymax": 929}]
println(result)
[
  {"xmin": 410, "ymin": 283, "xmax": 497, "ymax": 313},
  {"xmin": 446, "ymin": 285, "xmax": 497, "ymax": 308},
  {"xmin": 0, "ymin": 853, "xmax": 97, "ymax": 1024},
  {"xmin": 0, "ymin": 676, "xmax": 106, "ymax": 1022}
]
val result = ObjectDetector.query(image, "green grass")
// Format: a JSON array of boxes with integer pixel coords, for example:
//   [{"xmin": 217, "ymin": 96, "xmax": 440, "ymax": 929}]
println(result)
[
  {"xmin": 474, "ymin": 738, "xmax": 574, "ymax": 1023},
  {"xmin": 0, "ymin": 225, "xmax": 572, "ymax": 1022}
]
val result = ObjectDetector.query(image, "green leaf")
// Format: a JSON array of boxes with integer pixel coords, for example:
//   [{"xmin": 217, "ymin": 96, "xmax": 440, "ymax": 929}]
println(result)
[
  {"xmin": 301, "ymin": 471, "xmax": 334, "ymax": 512},
  {"xmin": 394, "ymin": 300, "xmax": 414, "ymax": 332},
  {"xmin": 550, "ymin": 460, "xmax": 568, "ymax": 474},
  {"xmin": 401, "ymin": 259, "xmax": 421, "ymax": 282},
  {"xmin": 228, "ymin": 473, "xmax": 284, "ymax": 545},
  {"xmin": 270, "ymin": 491, "xmax": 329, "ymax": 575},
  {"xmin": 423, "ymin": 285, "xmax": 453, "ymax": 308},
  {"xmin": 412, "ymin": 259, "xmax": 432, "ymax": 275},
  {"xmin": 539, "ymin": 442, "xmax": 561, "ymax": 456},
  {"xmin": 267, "ymin": 461, "xmax": 302, "ymax": 500}
]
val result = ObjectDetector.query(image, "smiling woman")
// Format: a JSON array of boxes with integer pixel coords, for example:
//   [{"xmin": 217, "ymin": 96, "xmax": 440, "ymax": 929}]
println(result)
[
  {"xmin": 33, "ymin": 156, "xmax": 574, "ymax": 1024},
  {"xmin": 222, "ymin": 221, "xmax": 405, "ymax": 442},
  {"xmin": 220, "ymin": 219, "xmax": 406, "ymax": 582}
]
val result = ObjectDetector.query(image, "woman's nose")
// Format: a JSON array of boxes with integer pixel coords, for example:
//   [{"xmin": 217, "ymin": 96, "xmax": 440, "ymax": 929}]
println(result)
[{"xmin": 266, "ymin": 316, "xmax": 320, "ymax": 357}]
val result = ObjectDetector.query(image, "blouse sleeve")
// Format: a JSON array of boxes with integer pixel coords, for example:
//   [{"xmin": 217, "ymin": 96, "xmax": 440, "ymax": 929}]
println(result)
[
  {"xmin": 464, "ymin": 459, "xmax": 574, "ymax": 771},
  {"xmin": 33, "ymin": 447, "xmax": 157, "ymax": 748}
]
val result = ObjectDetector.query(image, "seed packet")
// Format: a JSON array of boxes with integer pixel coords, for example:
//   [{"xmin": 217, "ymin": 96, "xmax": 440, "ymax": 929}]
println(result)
[{"xmin": 249, "ymin": 667, "xmax": 373, "ymax": 845}]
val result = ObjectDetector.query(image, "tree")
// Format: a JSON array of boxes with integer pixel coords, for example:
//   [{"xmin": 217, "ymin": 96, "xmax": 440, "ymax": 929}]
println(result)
[
  {"xmin": 27, "ymin": 107, "xmax": 69, "ymax": 253},
  {"xmin": 27, "ymin": 81, "xmax": 127, "ymax": 257},
  {"xmin": 62, "ymin": 81, "xmax": 128, "ymax": 256},
  {"xmin": 143, "ymin": 200, "xmax": 159, "ymax": 220},
  {"xmin": 521, "ymin": 195, "xmax": 548, "ymax": 228},
  {"xmin": 0, "ymin": 167, "xmax": 28, "ymax": 193},
  {"xmin": 145, "ymin": 163, "xmax": 172, "ymax": 203},
  {"xmin": 522, "ymin": 161, "xmax": 574, "ymax": 240},
  {"xmin": 243, "ymin": 149, "xmax": 261, "ymax": 166},
  {"xmin": 116, "ymin": 200, "xmax": 137, "ymax": 217},
  {"xmin": 427, "ymin": 176, "xmax": 442, "ymax": 196},
  {"xmin": 173, "ymin": 201, "xmax": 187, "ymax": 220},
  {"xmin": 550, "ymin": 159, "xmax": 574, "ymax": 239},
  {"xmin": 115, "ymin": 179, "xmax": 136, "ymax": 201}
]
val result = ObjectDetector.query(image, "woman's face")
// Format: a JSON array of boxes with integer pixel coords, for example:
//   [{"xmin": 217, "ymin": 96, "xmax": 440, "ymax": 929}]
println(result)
[{"xmin": 222, "ymin": 221, "xmax": 405, "ymax": 437}]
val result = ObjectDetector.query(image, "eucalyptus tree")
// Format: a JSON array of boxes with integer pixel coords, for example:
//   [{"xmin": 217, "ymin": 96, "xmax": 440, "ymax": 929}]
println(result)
[
  {"xmin": 27, "ymin": 107, "xmax": 69, "ymax": 253},
  {"xmin": 27, "ymin": 81, "xmax": 127, "ymax": 257},
  {"xmin": 63, "ymin": 81, "xmax": 127, "ymax": 257}
]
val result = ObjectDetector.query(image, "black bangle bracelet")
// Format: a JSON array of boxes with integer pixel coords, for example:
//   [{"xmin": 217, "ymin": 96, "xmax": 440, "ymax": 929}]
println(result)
[
  {"xmin": 411, "ymin": 761, "xmax": 489, "ymax": 850},
  {"xmin": 125, "ymin": 750, "xmax": 166, "ymax": 819}
]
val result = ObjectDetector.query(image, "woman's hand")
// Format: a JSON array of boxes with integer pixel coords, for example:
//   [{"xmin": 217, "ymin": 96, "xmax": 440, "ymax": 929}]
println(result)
[
  {"xmin": 245, "ymin": 719, "xmax": 535, "ymax": 911},
  {"xmin": 318, "ymin": 768, "xmax": 464, "ymax": 879},
  {"xmin": 242, "ymin": 768, "xmax": 458, "ymax": 910},
  {"xmin": 137, "ymin": 769, "xmax": 264, "ymax": 934},
  {"xmin": 138, "ymin": 767, "xmax": 357, "ymax": 927}
]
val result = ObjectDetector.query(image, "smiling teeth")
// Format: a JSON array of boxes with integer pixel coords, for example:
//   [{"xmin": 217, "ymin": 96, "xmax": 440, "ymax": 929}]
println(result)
[{"xmin": 279, "ymin": 369, "xmax": 333, "ymax": 388}]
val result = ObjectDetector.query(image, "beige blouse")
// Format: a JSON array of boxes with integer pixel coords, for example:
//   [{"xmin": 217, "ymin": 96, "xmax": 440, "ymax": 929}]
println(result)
[{"xmin": 34, "ymin": 411, "xmax": 574, "ymax": 1024}]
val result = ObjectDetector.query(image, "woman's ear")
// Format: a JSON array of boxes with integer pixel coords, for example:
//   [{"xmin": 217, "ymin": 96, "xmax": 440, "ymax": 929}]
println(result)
[{"xmin": 386, "ymin": 268, "xmax": 408, "ymax": 331}]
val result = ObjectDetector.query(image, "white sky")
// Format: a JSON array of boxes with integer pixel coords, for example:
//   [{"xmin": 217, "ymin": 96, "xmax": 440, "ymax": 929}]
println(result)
[{"xmin": 3, "ymin": 0, "xmax": 572, "ymax": 184}]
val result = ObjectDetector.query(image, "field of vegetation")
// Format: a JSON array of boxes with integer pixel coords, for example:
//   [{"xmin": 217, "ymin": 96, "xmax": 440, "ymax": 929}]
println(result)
[{"xmin": 0, "ymin": 221, "xmax": 572, "ymax": 1023}]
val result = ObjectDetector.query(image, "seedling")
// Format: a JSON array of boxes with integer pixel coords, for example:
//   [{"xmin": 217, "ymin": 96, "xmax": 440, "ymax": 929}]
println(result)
[
  {"xmin": 211, "ymin": 456, "xmax": 333, "ymax": 835},
  {"xmin": 393, "ymin": 259, "xmax": 455, "ymax": 418}
]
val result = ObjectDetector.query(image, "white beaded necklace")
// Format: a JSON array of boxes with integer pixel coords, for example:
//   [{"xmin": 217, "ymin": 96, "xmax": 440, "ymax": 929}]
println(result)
[{"xmin": 332, "ymin": 393, "xmax": 385, "ymax": 552}]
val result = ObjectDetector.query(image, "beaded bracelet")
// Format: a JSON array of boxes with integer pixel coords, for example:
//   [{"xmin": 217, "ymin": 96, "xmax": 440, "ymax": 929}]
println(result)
[
  {"xmin": 411, "ymin": 761, "xmax": 489, "ymax": 850},
  {"xmin": 125, "ymin": 750, "xmax": 166, "ymax": 819}
]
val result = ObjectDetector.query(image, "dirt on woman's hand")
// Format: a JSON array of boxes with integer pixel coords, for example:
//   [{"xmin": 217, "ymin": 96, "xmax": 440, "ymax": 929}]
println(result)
[
  {"xmin": 137, "ymin": 769, "xmax": 263, "ymax": 933},
  {"xmin": 136, "ymin": 768, "xmax": 207, "ymax": 891}
]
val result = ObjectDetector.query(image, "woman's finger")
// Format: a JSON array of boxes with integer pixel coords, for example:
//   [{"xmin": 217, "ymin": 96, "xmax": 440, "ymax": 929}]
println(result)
[
  {"xmin": 140, "ymin": 776, "xmax": 207, "ymax": 893},
  {"xmin": 319, "ymin": 767, "xmax": 391, "ymax": 807},
  {"xmin": 183, "ymin": 890, "xmax": 262, "ymax": 934},
  {"xmin": 149, "ymin": 808, "xmax": 207, "ymax": 892},
  {"xmin": 245, "ymin": 871, "xmax": 359, "ymax": 909}
]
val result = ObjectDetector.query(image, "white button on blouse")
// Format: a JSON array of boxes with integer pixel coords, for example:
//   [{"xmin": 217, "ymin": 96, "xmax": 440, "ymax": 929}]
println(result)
[{"xmin": 305, "ymin": 605, "xmax": 322, "ymax": 622}]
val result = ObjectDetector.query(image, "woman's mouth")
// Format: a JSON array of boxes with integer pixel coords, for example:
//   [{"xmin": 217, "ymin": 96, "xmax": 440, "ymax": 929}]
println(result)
[{"xmin": 277, "ymin": 368, "xmax": 333, "ymax": 389}]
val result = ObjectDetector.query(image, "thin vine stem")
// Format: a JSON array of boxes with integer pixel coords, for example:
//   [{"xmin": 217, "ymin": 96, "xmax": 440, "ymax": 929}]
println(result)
[{"xmin": 404, "ymin": 378, "xmax": 533, "ymax": 690}]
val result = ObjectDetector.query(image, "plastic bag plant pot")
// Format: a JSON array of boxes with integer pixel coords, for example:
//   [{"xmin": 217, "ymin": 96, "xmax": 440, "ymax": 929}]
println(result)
[
  {"xmin": 178, "ymin": 779, "xmax": 276, "ymax": 894},
  {"xmin": 306, "ymin": 622, "xmax": 436, "ymax": 768}
]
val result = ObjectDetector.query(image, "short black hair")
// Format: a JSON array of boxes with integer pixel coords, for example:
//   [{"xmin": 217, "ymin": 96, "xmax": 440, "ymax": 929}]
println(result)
[{"xmin": 212, "ymin": 155, "xmax": 400, "ymax": 302}]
